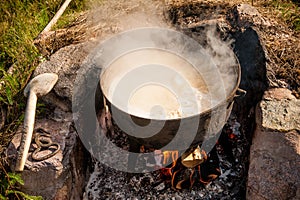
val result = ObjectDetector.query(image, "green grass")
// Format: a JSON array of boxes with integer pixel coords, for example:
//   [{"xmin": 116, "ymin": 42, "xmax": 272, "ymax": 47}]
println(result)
[
  {"xmin": 0, "ymin": 0, "xmax": 89, "ymax": 137},
  {"xmin": 0, "ymin": 0, "xmax": 90, "ymax": 198},
  {"xmin": 0, "ymin": 164, "xmax": 42, "ymax": 199},
  {"xmin": 270, "ymin": 0, "xmax": 300, "ymax": 31}
]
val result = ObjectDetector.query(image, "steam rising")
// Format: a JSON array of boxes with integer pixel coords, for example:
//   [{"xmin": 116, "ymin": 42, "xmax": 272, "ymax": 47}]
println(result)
[
  {"xmin": 71, "ymin": 1, "xmax": 240, "ymax": 171},
  {"xmin": 87, "ymin": 0, "xmax": 239, "ymax": 119},
  {"xmin": 87, "ymin": 0, "xmax": 168, "ymax": 37}
]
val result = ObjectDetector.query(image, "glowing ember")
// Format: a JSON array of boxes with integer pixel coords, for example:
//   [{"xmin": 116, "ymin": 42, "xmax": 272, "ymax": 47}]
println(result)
[{"xmin": 229, "ymin": 133, "xmax": 236, "ymax": 139}]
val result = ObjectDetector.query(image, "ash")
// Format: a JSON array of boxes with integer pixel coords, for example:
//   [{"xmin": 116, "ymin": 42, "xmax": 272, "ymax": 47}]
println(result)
[{"xmin": 84, "ymin": 115, "xmax": 248, "ymax": 199}]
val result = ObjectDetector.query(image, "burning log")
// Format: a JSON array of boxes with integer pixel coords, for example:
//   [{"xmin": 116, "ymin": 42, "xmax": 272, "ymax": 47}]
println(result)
[
  {"xmin": 98, "ymin": 104, "xmax": 114, "ymax": 138},
  {"xmin": 159, "ymin": 146, "xmax": 221, "ymax": 190},
  {"xmin": 181, "ymin": 145, "xmax": 207, "ymax": 168}
]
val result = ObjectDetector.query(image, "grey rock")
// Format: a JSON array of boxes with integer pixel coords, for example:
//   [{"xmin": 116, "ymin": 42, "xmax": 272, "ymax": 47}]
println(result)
[
  {"xmin": 34, "ymin": 42, "xmax": 94, "ymax": 111},
  {"xmin": 228, "ymin": 4, "xmax": 284, "ymax": 132},
  {"xmin": 228, "ymin": 3, "xmax": 280, "ymax": 89},
  {"xmin": 233, "ymin": 27, "xmax": 268, "ymax": 106},
  {"xmin": 230, "ymin": 4, "xmax": 271, "ymax": 28},
  {"xmin": 263, "ymin": 88, "xmax": 296, "ymax": 101},
  {"xmin": 260, "ymin": 99, "xmax": 300, "ymax": 132},
  {"xmin": 247, "ymin": 88, "xmax": 300, "ymax": 200},
  {"xmin": 6, "ymin": 111, "xmax": 91, "ymax": 199}
]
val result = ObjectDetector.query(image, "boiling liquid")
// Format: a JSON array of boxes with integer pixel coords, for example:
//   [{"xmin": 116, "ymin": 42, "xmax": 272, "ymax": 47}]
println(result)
[{"xmin": 101, "ymin": 49, "xmax": 213, "ymax": 119}]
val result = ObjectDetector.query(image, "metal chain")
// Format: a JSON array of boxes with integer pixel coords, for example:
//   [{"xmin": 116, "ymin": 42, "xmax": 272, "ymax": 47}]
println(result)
[{"xmin": 31, "ymin": 128, "xmax": 60, "ymax": 161}]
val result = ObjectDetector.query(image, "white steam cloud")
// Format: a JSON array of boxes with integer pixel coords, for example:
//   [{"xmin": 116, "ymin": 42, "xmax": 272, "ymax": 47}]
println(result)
[{"xmin": 87, "ymin": 0, "xmax": 239, "ymax": 117}]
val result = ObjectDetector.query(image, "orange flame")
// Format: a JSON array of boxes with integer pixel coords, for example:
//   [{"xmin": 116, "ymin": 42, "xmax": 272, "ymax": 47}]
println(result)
[
  {"xmin": 160, "ymin": 149, "xmax": 220, "ymax": 190},
  {"xmin": 160, "ymin": 151, "xmax": 179, "ymax": 179},
  {"xmin": 163, "ymin": 151, "xmax": 179, "ymax": 165}
]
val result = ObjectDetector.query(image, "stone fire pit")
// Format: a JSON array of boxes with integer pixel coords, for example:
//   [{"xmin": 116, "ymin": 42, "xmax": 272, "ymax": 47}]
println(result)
[{"xmin": 6, "ymin": 1, "xmax": 299, "ymax": 199}]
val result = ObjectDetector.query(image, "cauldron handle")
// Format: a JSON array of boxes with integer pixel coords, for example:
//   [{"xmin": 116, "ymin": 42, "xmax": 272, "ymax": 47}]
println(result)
[{"xmin": 234, "ymin": 88, "xmax": 247, "ymax": 98}]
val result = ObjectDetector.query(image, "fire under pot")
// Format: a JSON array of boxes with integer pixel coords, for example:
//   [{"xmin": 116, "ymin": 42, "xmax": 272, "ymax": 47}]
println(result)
[{"xmin": 97, "ymin": 28, "xmax": 242, "ymax": 188}]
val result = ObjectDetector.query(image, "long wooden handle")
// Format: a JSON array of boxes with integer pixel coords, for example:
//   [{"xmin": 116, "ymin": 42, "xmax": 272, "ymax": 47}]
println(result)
[
  {"xmin": 15, "ymin": 91, "xmax": 37, "ymax": 171},
  {"xmin": 40, "ymin": 0, "xmax": 72, "ymax": 35}
]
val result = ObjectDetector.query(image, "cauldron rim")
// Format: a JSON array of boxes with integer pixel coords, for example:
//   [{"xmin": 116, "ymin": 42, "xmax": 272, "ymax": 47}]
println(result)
[{"xmin": 99, "ymin": 56, "xmax": 241, "ymax": 121}]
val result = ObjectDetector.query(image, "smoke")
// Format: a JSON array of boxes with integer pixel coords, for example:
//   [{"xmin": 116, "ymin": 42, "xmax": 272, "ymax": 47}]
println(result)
[
  {"xmin": 205, "ymin": 27, "xmax": 239, "ymax": 97},
  {"xmin": 72, "ymin": 0, "xmax": 240, "ymax": 169},
  {"xmin": 86, "ymin": 0, "xmax": 169, "ymax": 38},
  {"xmin": 85, "ymin": 0, "xmax": 239, "ymax": 110}
]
